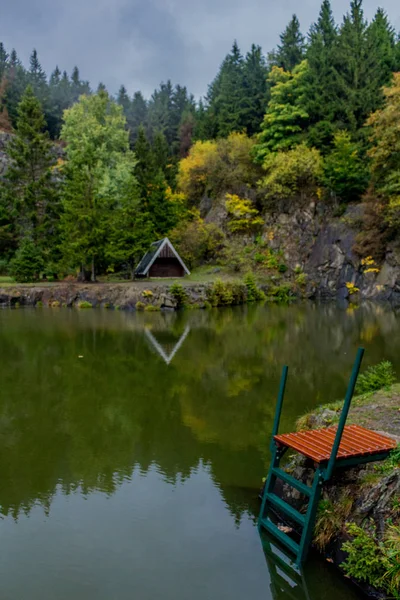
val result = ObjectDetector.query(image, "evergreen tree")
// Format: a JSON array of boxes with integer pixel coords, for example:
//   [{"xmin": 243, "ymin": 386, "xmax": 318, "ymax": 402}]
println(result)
[
  {"xmin": 147, "ymin": 80, "xmax": 174, "ymax": 144},
  {"xmin": 153, "ymin": 130, "xmax": 170, "ymax": 177},
  {"xmin": 305, "ymin": 0, "xmax": 339, "ymax": 149},
  {"xmin": 117, "ymin": 85, "xmax": 131, "ymax": 115},
  {"xmin": 4, "ymin": 49, "xmax": 27, "ymax": 126},
  {"xmin": 207, "ymin": 41, "xmax": 247, "ymax": 137},
  {"xmin": 255, "ymin": 61, "xmax": 309, "ymax": 158},
  {"xmin": 28, "ymin": 49, "xmax": 48, "ymax": 110},
  {"xmin": 179, "ymin": 111, "xmax": 196, "ymax": 157},
  {"xmin": 129, "ymin": 91, "xmax": 148, "ymax": 144},
  {"xmin": 60, "ymin": 91, "xmax": 136, "ymax": 281},
  {"xmin": 242, "ymin": 44, "xmax": 269, "ymax": 136},
  {"xmin": 273, "ymin": 15, "xmax": 305, "ymax": 71},
  {"xmin": 366, "ymin": 9, "xmax": 397, "ymax": 97},
  {"xmin": 335, "ymin": 0, "xmax": 389, "ymax": 131},
  {"xmin": 2, "ymin": 85, "xmax": 59, "ymax": 267},
  {"xmin": 0, "ymin": 42, "xmax": 8, "ymax": 81}
]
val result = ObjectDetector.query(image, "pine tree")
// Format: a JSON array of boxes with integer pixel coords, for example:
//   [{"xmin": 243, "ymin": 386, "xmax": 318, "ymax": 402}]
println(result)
[
  {"xmin": 29, "ymin": 49, "xmax": 48, "ymax": 105},
  {"xmin": 134, "ymin": 125, "xmax": 156, "ymax": 192},
  {"xmin": 153, "ymin": 130, "xmax": 170, "ymax": 176},
  {"xmin": 242, "ymin": 44, "xmax": 269, "ymax": 136},
  {"xmin": 273, "ymin": 15, "xmax": 305, "ymax": 71},
  {"xmin": 2, "ymin": 85, "xmax": 59, "ymax": 267},
  {"xmin": 365, "ymin": 9, "xmax": 397, "ymax": 98},
  {"xmin": 70, "ymin": 66, "xmax": 90, "ymax": 102}
]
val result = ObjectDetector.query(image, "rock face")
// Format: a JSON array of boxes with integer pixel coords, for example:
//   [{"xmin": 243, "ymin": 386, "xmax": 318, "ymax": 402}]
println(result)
[{"xmin": 253, "ymin": 200, "xmax": 400, "ymax": 305}]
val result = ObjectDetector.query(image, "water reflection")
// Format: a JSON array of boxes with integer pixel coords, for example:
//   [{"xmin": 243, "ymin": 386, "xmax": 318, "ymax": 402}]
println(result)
[{"xmin": 0, "ymin": 302, "xmax": 396, "ymax": 598}]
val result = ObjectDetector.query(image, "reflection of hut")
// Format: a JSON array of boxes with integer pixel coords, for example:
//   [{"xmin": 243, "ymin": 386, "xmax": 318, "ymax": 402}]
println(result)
[
  {"xmin": 135, "ymin": 238, "xmax": 190, "ymax": 278},
  {"xmin": 144, "ymin": 325, "xmax": 190, "ymax": 365}
]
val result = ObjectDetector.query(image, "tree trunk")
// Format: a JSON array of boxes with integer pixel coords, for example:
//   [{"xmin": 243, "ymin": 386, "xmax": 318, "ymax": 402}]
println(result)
[{"xmin": 91, "ymin": 257, "xmax": 96, "ymax": 283}]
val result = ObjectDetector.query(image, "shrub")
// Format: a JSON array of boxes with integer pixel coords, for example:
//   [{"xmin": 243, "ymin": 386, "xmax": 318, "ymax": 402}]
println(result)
[
  {"xmin": 0, "ymin": 258, "xmax": 9, "ymax": 275},
  {"xmin": 278, "ymin": 263, "xmax": 287, "ymax": 273},
  {"xmin": 169, "ymin": 213, "xmax": 225, "ymax": 269},
  {"xmin": 225, "ymin": 194, "xmax": 264, "ymax": 234},
  {"xmin": 135, "ymin": 301, "xmax": 145, "ymax": 311},
  {"xmin": 144, "ymin": 304, "xmax": 160, "ymax": 312},
  {"xmin": 259, "ymin": 144, "xmax": 323, "ymax": 204},
  {"xmin": 206, "ymin": 279, "xmax": 246, "ymax": 307},
  {"xmin": 356, "ymin": 360, "xmax": 396, "ymax": 394},
  {"xmin": 9, "ymin": 238, "xmax": 43, "ymax": 283},
  {"xmin": 269, "ymin": 284, "xmax": 292, "ymax": 302},
  {"xmin": 77, "ymin": 301, "xmax": 92, "ymax": 309},
  {"xmin": 342, "ymin": 522, "xmax": 387, "ymax": 588},
  {"xmin": 169, "ymin": 282, "xmax": 188, "ymax": 308},
  {"xmin": 142, "ymin": 289, "xmax": 153, "ymax": 298},
  {"xmin": 244, "ymin": 272, "xmax": 265, "ymax": 303}
]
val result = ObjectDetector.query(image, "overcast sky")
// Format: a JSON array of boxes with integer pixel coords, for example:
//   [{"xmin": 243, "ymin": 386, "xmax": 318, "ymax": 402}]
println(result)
[{"xmin": 1, "ymin": 0, "xmax": 399, "ymax": 99}]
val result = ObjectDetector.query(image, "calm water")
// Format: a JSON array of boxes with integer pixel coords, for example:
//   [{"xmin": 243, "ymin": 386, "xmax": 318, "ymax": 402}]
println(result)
[{"xmin": 1, "ymin": 302, "xmax": 399, "ymax": 600}]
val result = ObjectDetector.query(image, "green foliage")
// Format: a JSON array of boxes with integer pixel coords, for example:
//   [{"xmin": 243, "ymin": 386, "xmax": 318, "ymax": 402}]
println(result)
[
  {"xmin": 356, "ymin": 360, "xmax": 396, "ymax": 394},
  {"xmin": 169, "ymin": 283, "xmax": 188, "ymax": 308},
  {"xmin": 314, "ymin": 496, "xmax": 353, "ymax": 550},
  {"xmin": 342, "ymin": 522, "xmax": 387, "ymax": 587},
  {"xmin": 255, "ymin": 61, "xmax": 309, "ymax": 158},
  {"xmin": 9, "ymin": 238, "xmax": 43, "ymax": 282},
  {"xmin": 169, "ymin": 213, "xmax": 225, "ymax": 269},
  {"xmin": 144, "ymin": 304, "xmax": 161, "ymax": 312},
  {"xmin": 135, "ymin": 301, "xmax": 145, "ymax": 311},
  {"xmin": 269, "ymin": 284, "xmax": 292, "ymax": 303},
  {"xmin": 244, "ymin": 272, "xmax": 265, "ymax": 303},
  {"xmin": 206, "ymin": 279, "xmax": 246, "ymax": 307},
  {"xmin": 77, "ymin": 301, "xmax": 92, "ymax": 309},
  {"xmin": 60, "ymin": 91, "xmax": 139, "ymax": 281},
  {"xmin": 323, "ymin": 132, "xmax": 369, "ymax": 202},
  {"xmin": 259, "ymin": 144, "xmax": 323, "ymax": 203}
]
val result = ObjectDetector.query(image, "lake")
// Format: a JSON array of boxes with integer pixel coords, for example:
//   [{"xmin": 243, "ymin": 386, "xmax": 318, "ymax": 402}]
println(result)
[{"xmin": 1, "ymin": 302, "xmax": 398, "ymax": 599}]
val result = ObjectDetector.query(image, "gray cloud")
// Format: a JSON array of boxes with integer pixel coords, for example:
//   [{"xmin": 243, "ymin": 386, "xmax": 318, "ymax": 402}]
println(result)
[{"xmin": 1, "ymin": 0, "xmax": 399, "ymax": 99}]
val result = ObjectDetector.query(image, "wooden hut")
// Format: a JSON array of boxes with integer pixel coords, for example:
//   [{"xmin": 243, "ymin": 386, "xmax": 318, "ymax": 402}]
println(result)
[{"xmin": 135, "ymin": 237, "xmax": 190, "ymax": 278}]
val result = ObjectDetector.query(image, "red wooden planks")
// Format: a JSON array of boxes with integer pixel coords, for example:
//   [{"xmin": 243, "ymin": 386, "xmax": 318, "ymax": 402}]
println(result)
[{"xmin": 274, "ymin": 425, "xmax": 397, "ymax": 463}]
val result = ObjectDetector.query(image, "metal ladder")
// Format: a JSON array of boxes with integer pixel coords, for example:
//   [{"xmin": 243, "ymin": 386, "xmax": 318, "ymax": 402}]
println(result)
[{"xmin": 258, "ymin": 348, "xmax": 365, "ymax": 566}]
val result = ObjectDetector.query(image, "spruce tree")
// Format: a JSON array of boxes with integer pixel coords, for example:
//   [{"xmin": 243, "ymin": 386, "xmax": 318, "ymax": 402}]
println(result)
[
  {"xmin": 129, "ymin": 91, "xmax": 148, "ymax": 144},
  {"xmin": 5, "ymin": 50, "xmax": 27, "ymax": 126},
  {"xmin": 241, "ymin": 45, "xmax": 269, "ymax": 136},
  {"xmin": 274, "ymin": 15, "xmax": 305, "ymax": 71},
  {"xmin": 0, "ymin": 43, "xmax": 8, "ymax": 81},
  {"xmin": 2, "ymin": 85, "xmax": 59, "ymax": 268},
  {"xmin": 305, "ymin": 0, "xmax": 339, "ymax": 149},
  {"xmin": 117, "ymin": 85, "xmax": 131, "ymax": 115}
]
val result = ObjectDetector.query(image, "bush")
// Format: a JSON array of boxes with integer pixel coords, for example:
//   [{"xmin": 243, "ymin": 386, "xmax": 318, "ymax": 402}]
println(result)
[
  {"xmin": 244, "ymin": 272, "xmax": 266, "ymax": 303},
  {"xmin": 144, "ymin": 304, "xmax": 160, "ymax": 312},
  {"xmin": 169, "ymin": 213, "xmax": 225, "ymax": 269},
  {"xmin": 77, "ymin": 301, "xmax": 92, "ymax": 309},
  {"xmin": 259, "ymin": 144, "xmax": 323, "ymax": 203},
  {"xmin": 356, "ymin": 360, "xmax": 396, "ymax": 395},
  {"xmin": 9, "ymin": 238, "xmax": 43, "ymax": 283},
  {"xmin": 169, "ymin": 282, "xmax": 188, "ymax": 308},
  {"xmin": 225, "ymin": 194, "xmax": 263, "ymax": 234},
  {"xmin": 269, "ymin": 283, "xmax": 292, "ymax": 302},
  {"xmin": 342, "ymin": 522, "xmax": 387, "ymax": 588},
  {"xmin": 206, "ymin": 279, "xmax": 246, "ymax": 307},
  {"xmin": 135, "ymin": 301, "xmax": 145, "ymax": 311}
]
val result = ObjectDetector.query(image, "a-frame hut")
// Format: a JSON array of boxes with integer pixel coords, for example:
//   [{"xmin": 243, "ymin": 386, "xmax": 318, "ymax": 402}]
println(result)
[{"xmin": 135, "ymin": 237, "xmax": 190, "ymax": 278}]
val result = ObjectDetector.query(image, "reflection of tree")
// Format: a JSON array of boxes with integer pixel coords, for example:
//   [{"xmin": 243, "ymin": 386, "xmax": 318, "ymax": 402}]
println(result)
[{"xmin": 0, "ymin": 302, "xmax": 399, "ymax": 523}]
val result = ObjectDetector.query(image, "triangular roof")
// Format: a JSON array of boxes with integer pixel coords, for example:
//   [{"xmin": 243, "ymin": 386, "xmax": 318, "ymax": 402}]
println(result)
[
  {"xmin": 135, "ymin": 237, "xmax": 190, "ymax": 277},
  {"xmin": 144, "ymin": 325, "xmax": 191, "ymax": 364}
]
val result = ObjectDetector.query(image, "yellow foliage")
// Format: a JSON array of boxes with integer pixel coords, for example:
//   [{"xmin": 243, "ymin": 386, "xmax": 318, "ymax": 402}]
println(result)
[
  {"xmin": 225, "ymin": 194, "xmax": 264, "ymax": 234},
  {"xmin": 346, "ymin": 282, "xmax": 360, "ymax": 295}
]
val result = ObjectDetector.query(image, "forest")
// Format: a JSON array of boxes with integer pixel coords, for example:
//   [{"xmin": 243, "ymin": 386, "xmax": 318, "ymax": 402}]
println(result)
[{"xmin": 0, "ymin": 0, "xmax": 400, "ymax": 282}]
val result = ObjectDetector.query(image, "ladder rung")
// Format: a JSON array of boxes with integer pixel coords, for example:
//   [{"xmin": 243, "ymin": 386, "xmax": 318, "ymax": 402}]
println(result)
[
  {"xmin": 271, "ymin": 467, "xmax": 312, "ymax": 497},
  {"xmin": 264, "ymin": 547, "xmax": 302, "ymax": 586},
  {"xmin": 260, "ymin": 518, "xmax": 300, "ymax": 557},
  {"xmin": 265, "ymin": 493, "xmax": 306, "ymax": 526}
]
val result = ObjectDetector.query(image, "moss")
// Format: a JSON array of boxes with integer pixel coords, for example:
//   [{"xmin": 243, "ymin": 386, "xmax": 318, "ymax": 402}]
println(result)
[
  {"xmin": 51, "ymin": 300, "xmax": 61, "ymax": 308},
  {"xmin": 135, "ymin": 301, "xmax": 145, "ymax": 311},
  {"xmin": 36, "ymin": 300, "xmax": 43, "ymax": 307}
]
